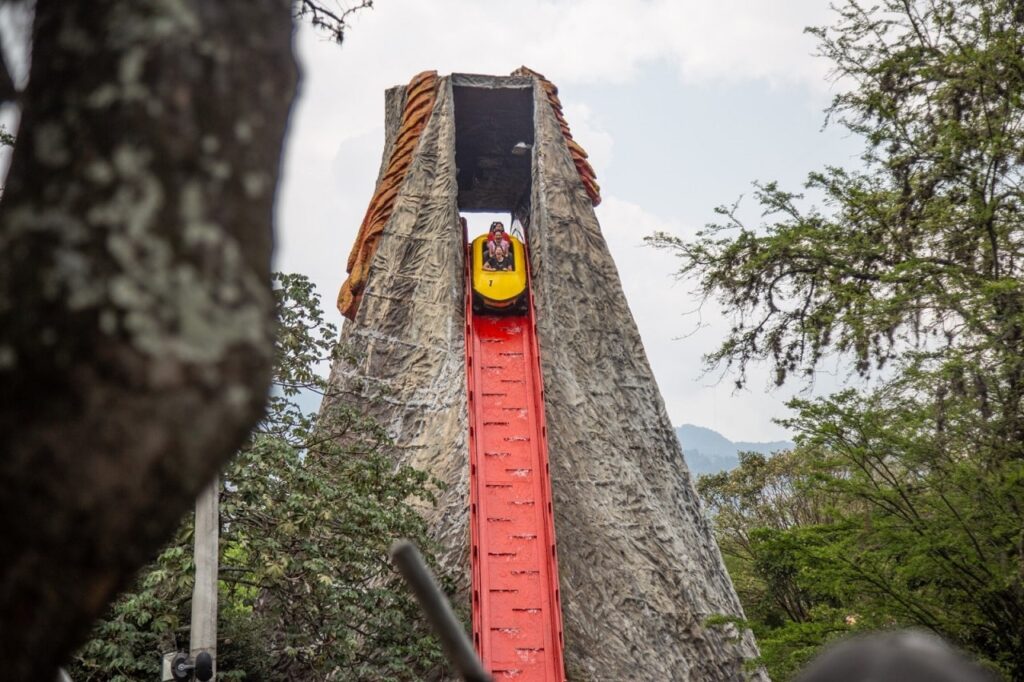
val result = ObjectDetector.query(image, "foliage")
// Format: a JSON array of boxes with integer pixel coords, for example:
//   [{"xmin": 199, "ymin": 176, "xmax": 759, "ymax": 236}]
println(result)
[
  {"xmin": 702, "ymin": 378, "xmax": 1024, "ymax": 679},
  {"xmin": 699, "ymin": 452, "xmax": 862, "ymax": 679},
  {"xmin": 660, "ymin": 1, "xmax": 1024, "ymax": 678},
  {"xmin": 70, "ymin": 275, "xmax": 451, "ymax": 681},
  {"xmin": 782, "ymin": 380, "xmax": 1024, "ymax": 678}
]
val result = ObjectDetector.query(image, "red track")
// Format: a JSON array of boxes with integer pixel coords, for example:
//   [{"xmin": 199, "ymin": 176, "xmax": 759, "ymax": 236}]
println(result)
[{"xmin": 465, "ymin": 248, "xmax": 567, "ymax": 682}]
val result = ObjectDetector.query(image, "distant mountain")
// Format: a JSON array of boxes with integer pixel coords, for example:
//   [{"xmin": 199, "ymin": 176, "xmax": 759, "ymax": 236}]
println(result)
[{"xmin": 675, "ymin": 424, "xmax": 793, "ymax": 475}]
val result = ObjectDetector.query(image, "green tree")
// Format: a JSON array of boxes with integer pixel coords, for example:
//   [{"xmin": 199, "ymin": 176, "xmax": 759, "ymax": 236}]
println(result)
[
  {"xmin": 698, "ymin": 450, "xmax": 861, "ymax": 680},
  {"xmin": 69, "ymin": 275, "xmax": 450, "ymax": 682},
  {"xmin": 655, "ymin": 0, "xmax": 1024, "ymax": 678}
]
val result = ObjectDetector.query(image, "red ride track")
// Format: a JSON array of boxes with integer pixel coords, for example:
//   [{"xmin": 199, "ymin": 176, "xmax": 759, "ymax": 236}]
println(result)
[{"xmin": 465, "ymin": 245, "xmax": 567, "ymax": 682}]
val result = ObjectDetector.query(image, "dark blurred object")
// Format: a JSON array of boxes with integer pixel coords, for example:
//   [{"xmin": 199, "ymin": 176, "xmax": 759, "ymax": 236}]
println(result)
[
  {"xmin": 390, "ymin": 540, "xmax": 492, "ymax": 682},
  {"xmin": 796, "ymin": 630, "xmax": 996, "ymax": 682}
]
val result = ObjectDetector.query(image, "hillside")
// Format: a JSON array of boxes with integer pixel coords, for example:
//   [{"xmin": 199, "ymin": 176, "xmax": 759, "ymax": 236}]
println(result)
[{"xmin": 676, "ymin": 424, "xmax": 793, "ymax": 475}]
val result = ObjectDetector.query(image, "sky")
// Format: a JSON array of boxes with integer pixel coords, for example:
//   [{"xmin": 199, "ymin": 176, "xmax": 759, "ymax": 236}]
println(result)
[{"xmin": 275, "ymin": 1, "xmax": 866, "ymax": 442}]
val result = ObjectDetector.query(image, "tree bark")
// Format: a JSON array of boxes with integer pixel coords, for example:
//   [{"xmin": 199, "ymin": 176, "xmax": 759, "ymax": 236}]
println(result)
[{"xmin": 0, "ymin": 2, "xmax": 297, "ymax": 678}]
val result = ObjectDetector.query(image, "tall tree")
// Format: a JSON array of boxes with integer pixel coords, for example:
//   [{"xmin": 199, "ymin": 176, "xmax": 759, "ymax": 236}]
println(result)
[
  {"xmin": 0, "ymin": 1, "xmax": 297, "ymax": 678},
  {"xmin": 654, "ymin": 0, "xmax": 1024, "ymax": 677},
  {"xmin": 697, "ymin": 450, "xmax": 855, "ymax": 680}
]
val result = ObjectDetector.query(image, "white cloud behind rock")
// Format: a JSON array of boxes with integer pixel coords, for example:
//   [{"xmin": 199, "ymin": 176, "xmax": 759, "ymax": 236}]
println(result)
[{"xmin": 287, "ymin": 0, "xmax": 834, "ymax": 148}]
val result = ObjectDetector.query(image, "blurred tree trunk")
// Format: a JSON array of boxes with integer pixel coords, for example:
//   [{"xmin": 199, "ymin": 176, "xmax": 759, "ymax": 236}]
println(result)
[{"xmin": 0, "ymin": 1, "xmax": 296, "ymax": 678}]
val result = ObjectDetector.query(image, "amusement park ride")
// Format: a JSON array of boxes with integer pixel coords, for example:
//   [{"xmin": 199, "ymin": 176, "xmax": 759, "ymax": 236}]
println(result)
[{"xmin": 336, "ymin": 68, "xmax": 759, "ymax": 682}]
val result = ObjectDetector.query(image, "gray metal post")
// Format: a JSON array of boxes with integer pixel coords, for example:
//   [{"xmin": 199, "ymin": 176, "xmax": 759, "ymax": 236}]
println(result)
[
  {"xmin": 190, "ymin": 475, "xmax": 219, "ymax": 679},
  {"xmin": 390, "ymin": 540, "xmax": 492, "ymax": 682}
]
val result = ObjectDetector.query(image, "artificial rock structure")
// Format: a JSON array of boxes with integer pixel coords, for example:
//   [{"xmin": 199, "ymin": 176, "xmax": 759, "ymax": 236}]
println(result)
[{"xmin": 327, "ymin": 69, "xmax": 763, "ymax": 681}]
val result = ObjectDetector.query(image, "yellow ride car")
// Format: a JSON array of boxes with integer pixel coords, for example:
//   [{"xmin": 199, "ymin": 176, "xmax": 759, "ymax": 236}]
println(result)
[{"xmin": 470, "ymin": 232, "xmax": 528, "ymax": 314}]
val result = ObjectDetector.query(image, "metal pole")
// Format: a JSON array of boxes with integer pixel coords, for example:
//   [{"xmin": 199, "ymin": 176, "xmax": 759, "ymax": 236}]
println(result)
[
  {"xmin": 190, "ymin": 475, "xmax": 218, "ymax": 679},
  {"xmin": 390, "ymin": 540, "xmax": 492, "ymax": 682}
]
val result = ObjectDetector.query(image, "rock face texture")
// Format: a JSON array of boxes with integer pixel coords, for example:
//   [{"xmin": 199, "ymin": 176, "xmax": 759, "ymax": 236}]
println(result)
[
  {"xmin": 326, "ymin": 78, "xmax": 470, "ymax": 576},
  {"xmin": 327, "ymin": 72, "xmax": 763, "ymax": 681}
]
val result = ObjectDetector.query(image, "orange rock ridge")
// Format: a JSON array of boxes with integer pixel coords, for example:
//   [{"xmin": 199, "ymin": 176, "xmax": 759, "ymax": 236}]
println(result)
[{"xmin": 338, "ymin": 70, "xmax": 439, "ymax": 319}]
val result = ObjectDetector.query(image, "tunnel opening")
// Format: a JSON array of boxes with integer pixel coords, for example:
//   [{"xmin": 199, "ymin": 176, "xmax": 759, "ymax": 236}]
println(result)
[{"xmin": 453, "ymin": 76, "xmax": 534, "ymax": 222}]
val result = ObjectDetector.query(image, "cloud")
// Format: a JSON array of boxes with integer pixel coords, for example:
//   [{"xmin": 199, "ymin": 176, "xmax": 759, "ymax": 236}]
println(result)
[
  {"xmin": 561, "ymin": 102, "xmax": 614, "ymax": 176},
  {"xmin": 291, "ymin": 0, "xmax": 834, "ymax": 142},
  {"xmin": 274, "ymin": 123, "xmax": 383, "ymax": 308},
  {"xmin": 641, "ymin": 0, "xmax": 834, "ymax": 87}
]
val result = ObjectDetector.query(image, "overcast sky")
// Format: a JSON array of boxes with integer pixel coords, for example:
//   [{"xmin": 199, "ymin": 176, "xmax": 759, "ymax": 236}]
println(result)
[{"xmin": 275, "ymin": 1, "xmax": 867, "ymax": 442}]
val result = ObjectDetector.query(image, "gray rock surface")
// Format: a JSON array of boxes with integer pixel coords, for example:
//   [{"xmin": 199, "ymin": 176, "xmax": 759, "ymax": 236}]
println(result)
[{"xmin": 327, "ymin": 78, "xmax": 471, "ymax": 584}]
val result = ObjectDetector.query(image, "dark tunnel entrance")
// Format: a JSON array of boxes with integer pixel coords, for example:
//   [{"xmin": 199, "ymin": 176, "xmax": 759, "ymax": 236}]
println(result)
[{"xmin": 452, "ymin": 77, "xmax": 534, "ymax": 213}]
